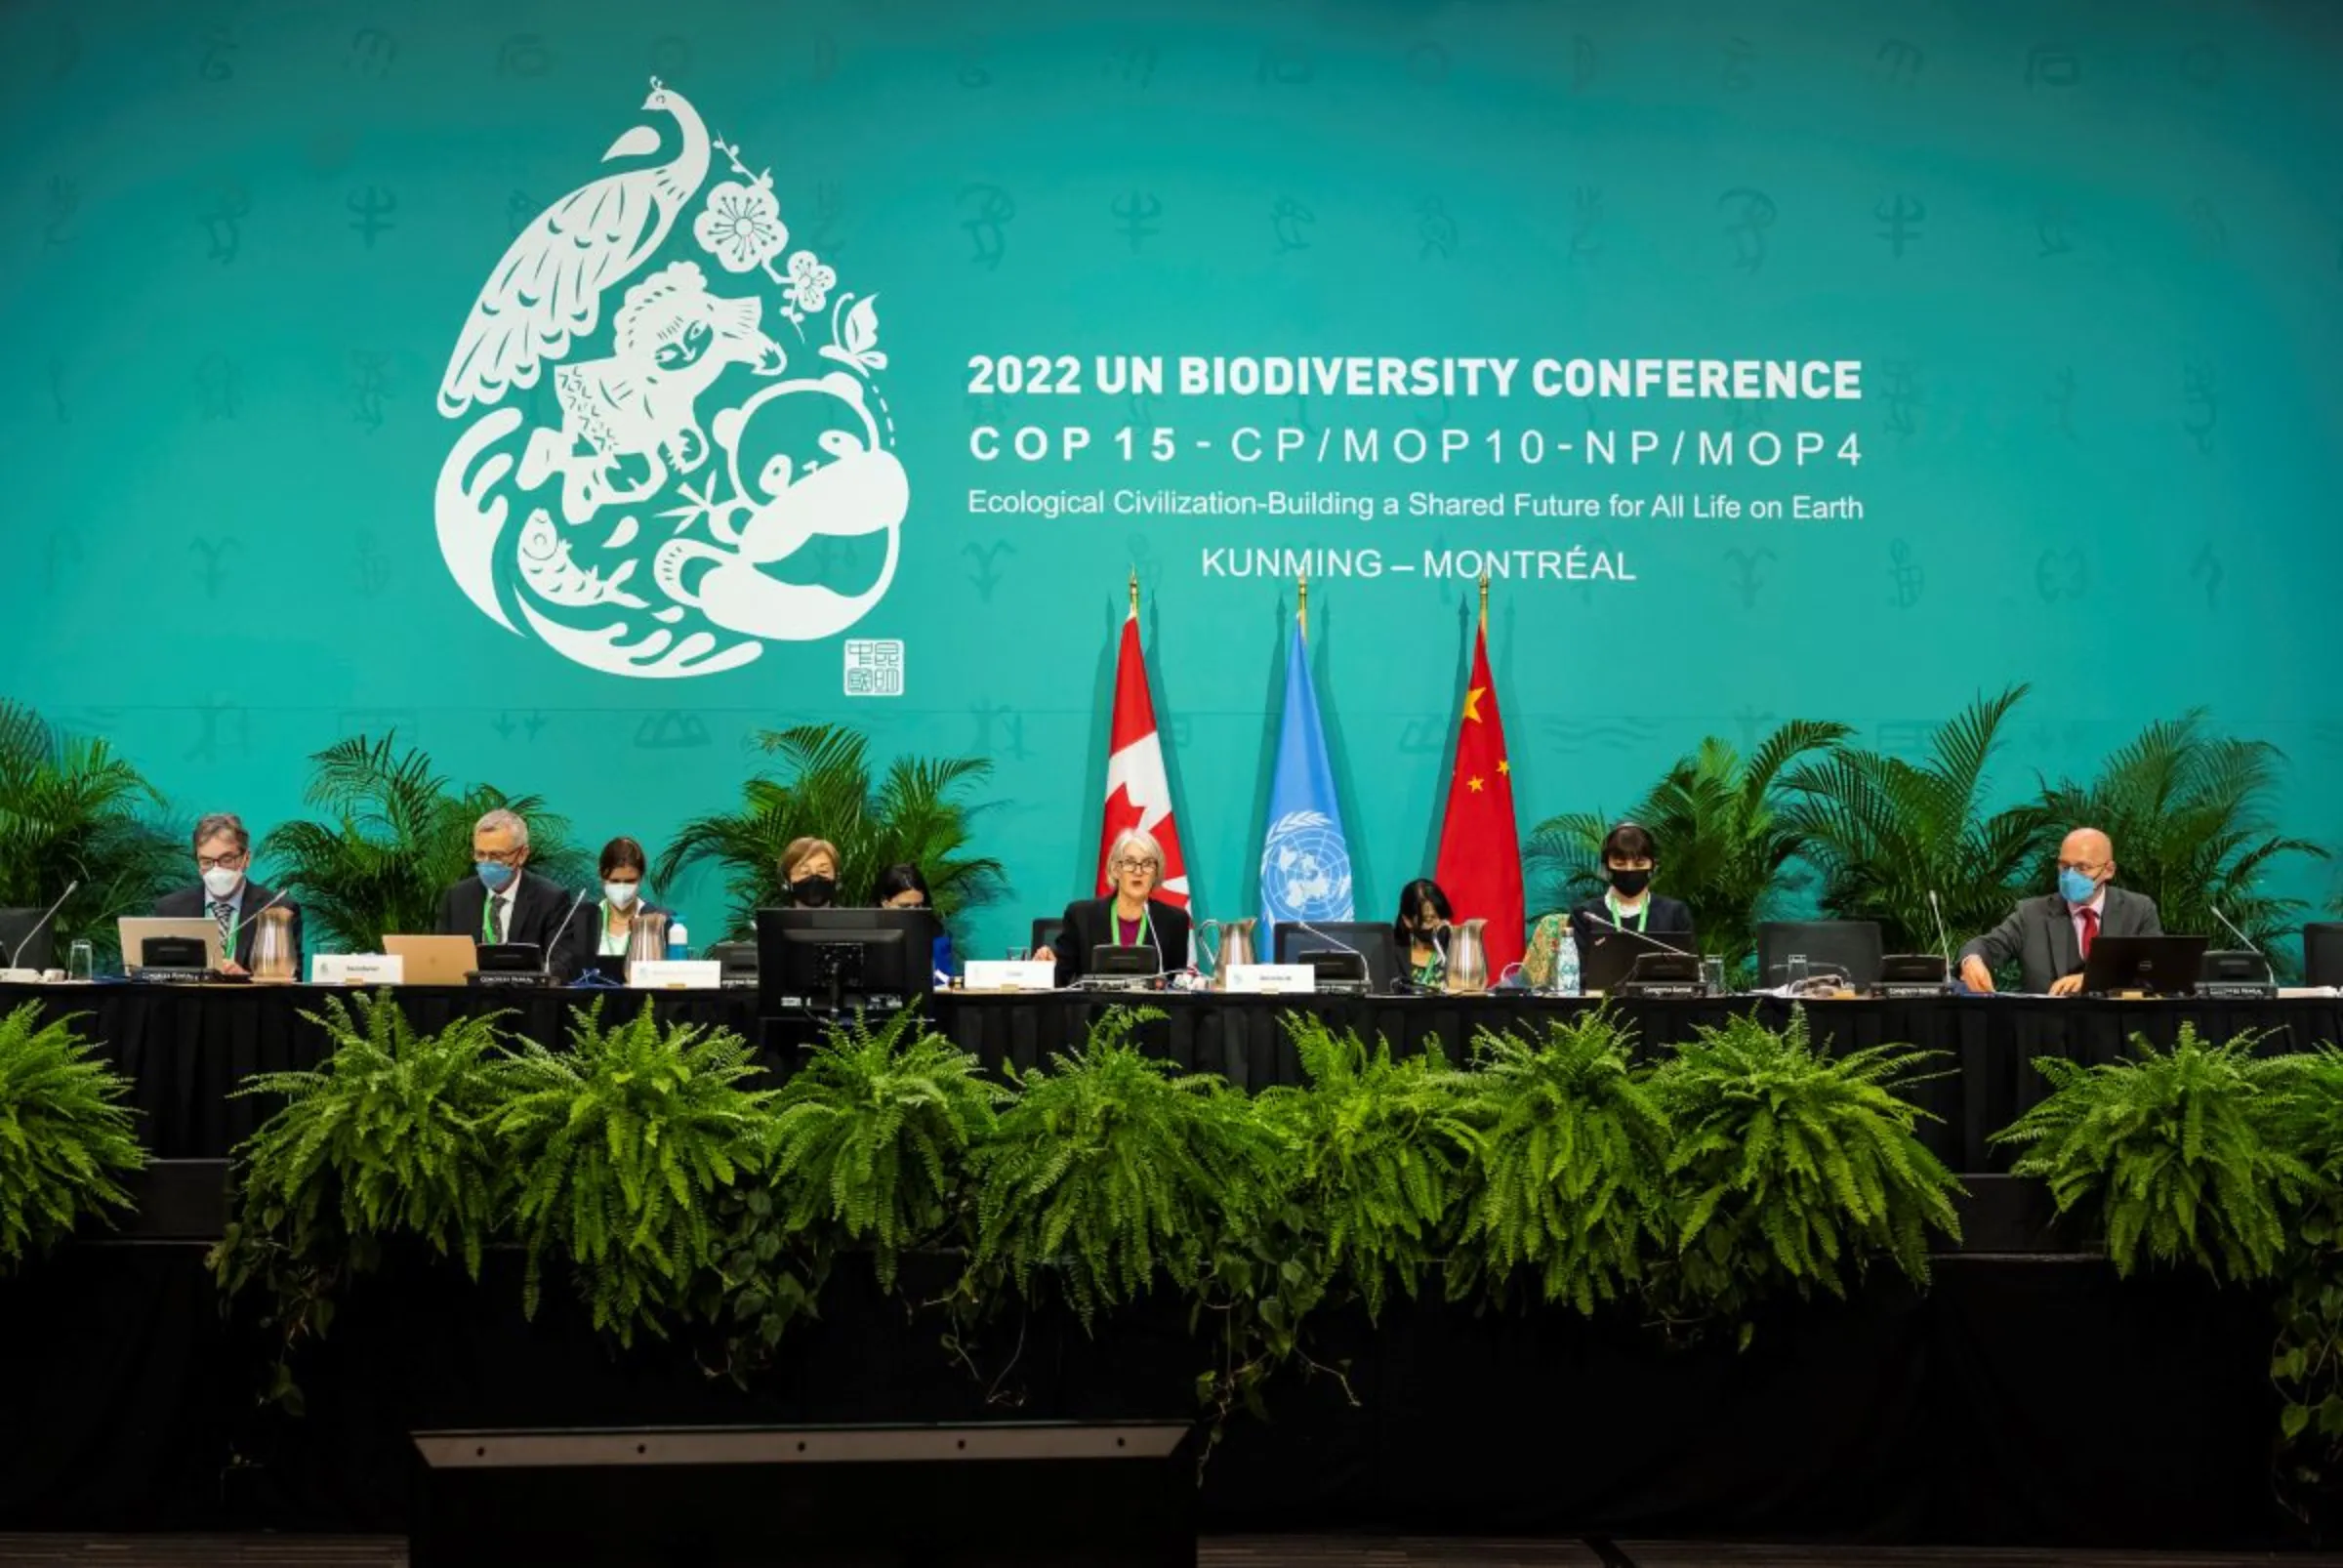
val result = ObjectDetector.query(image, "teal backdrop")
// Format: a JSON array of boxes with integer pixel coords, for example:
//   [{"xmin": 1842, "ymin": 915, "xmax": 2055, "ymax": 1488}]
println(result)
[{"xmin": 4, "ymin": 0, "xmax": 2341, "ymax": 955}]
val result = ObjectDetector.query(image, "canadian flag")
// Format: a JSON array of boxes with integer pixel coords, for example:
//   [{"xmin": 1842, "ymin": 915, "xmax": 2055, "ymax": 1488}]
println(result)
[{"xmin": 1098, "ymin": 605, "xmax": 1190, "ymax": 907}]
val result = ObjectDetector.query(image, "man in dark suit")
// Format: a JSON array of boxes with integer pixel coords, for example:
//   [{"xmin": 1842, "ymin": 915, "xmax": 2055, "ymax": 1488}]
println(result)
[
  {"xmin": 1034, "ymin": 827, "xmax": 1191, "ymax": 987},
  {"xmin": 435, "ymin": 808, "xmax": 590, "ymax": 977},
  {"xmin": 153, "ymin": 811, "xmax": 303, "ymax": 977},
  {"xmin": 1958, "ymin": 827, "xmax": 2162, "ymax": 996}
]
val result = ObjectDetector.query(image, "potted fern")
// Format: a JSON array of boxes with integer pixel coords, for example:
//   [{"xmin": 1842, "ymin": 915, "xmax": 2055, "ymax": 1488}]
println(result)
[
  {"xmin": 0, "ymin": 1004, "xmax": 146, "ymax": 1269},
  {"xmin": 656, "ymin": 722, "xmax": 1004, "ymax": 941},
  {"xmin": 260, "ymin": 732, "xmax": 592, "ymax": 953}
]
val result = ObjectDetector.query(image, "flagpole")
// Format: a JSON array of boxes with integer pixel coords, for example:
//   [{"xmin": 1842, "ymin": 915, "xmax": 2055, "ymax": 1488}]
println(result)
[
  {"xmin": 1296, "ymin": 567, "xmax": 1309, "ymax": 640},
  {"xmin": 1478, "ymin": 572, "xmax": 1489, "ymax": 634},
  {"xmin": 1129, "ymin": 567, "xmax": 1139, "ymax": 619}
]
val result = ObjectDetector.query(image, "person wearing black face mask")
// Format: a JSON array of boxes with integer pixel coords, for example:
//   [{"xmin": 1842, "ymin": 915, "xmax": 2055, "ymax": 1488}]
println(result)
[
  {"xmin": 780, "ymin": 836, "xmax": 841, "ymax": 909},
  {"xmin": 1523, "ymin": 821, "xmax": 1695, "ymax": 987}
]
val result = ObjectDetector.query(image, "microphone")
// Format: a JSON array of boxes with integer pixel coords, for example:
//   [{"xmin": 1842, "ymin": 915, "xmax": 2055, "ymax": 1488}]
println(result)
[
  {"xmin": 1579, "ymin": 907, "xmax": 1698, "ymax": 959},
  {"xmin": 4, "ymin": 880, "xmax": 81, "ymax": 976},
  {"xmin": 2211, "ymin": 902, "xmax": 2273, "ymax": 979},
  {"xmin": 543, "ymin": 887, "xmax": 591, "ymax": 980},
  {"xmin": 1928, "ymin": 889, "xmax": 1955, "ymax": 968},
  {"xmin": 1293, "ymin": 919, "xmax": 1374, "ymax": 988}
]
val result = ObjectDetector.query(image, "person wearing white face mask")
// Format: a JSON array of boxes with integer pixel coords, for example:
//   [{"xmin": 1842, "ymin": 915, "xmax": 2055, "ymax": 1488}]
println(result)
[
  {"xmin": 152, "ymin": 812, "xmax": 304, "ymax": 978},
  {"xmin": 593, "ymin": 836, "xmax": 672, "ymax": 960}
]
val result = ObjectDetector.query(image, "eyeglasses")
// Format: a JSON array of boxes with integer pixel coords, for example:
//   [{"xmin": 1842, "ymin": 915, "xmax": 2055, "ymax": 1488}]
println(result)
[
  {"xmin": 1111, "ymin": 857, "xmax": 1158, "ymax": 875},
  {"xmin": 195, "ymin": 851, "xmax": 248, "ymax": 871},
  {"xmin": 2055, "ymin": 860, "xmax": 2108, "ymax": 875},
  {"xmin": 475, "ymin": 848, "xmax": 527, "ymax": 866}
]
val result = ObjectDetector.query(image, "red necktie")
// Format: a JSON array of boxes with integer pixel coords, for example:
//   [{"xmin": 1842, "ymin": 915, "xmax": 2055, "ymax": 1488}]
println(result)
[{"xmin": 2078, "ymin": 907, "xmax": 2098, "ymax": 959}]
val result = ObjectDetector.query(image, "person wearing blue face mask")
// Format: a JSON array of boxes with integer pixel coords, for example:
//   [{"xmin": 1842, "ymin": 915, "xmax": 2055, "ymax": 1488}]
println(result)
[
  {"xmin": 1957, "ymin": 826, "xmax": 2162, "ymax": 996},
  {"xmin": 435, "ymin": 807, "xmax": 587, "ymax": 978}
]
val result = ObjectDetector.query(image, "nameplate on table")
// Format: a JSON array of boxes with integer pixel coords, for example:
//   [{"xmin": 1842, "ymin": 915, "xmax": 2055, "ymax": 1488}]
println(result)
[
  {"xmin": 963, "ymin": 960, "xmax": 1056, "ymax": 992},
  {"xmin": 313, "ymin": 954, "xmax": 403, "ymax": 986},
  {"xmin": 1223, "ymin": 964, "xmax": 1318, "ymax": 995},
  {"xmin": 628, "ymin": 960, "xmax": 721, "ymax": 990}
]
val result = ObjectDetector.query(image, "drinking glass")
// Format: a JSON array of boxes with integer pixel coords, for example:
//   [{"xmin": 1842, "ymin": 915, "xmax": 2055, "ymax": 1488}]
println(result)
[
  {"xmin": 1700, "ymin": 955, "xmax": 1726, "ymax": 996},
  {"xmin": 1007, "ymin": 947, "xmax": 1031, "ymax": 963},
  {"xmin": 66, "ymin": 940, "xmax": 94, "ymax": 982},
  {"xmin": 1785, "ymin": 953, "xmax": 1811, "ymax": 989}
]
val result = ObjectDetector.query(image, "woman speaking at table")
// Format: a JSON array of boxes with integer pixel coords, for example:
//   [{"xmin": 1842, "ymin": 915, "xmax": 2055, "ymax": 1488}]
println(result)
[{"xmin": 1034, "ymin": 828, "xmax": 1190, "ymax": 987}]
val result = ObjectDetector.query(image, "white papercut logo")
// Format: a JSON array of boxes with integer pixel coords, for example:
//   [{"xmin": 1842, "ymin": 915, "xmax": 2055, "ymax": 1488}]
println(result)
[
  {"xmin": 433, "ymin": 81, "xmax": 907, "ymax": 679},
  {"xmin": 1261, "ymin": 809, "xmax": 1354, "ymax": 923}
]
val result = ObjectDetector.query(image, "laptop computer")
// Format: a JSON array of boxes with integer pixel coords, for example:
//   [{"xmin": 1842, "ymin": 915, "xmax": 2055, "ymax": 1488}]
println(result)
[
  {"xmin": 1579, "ymin": 926, "xmax": 1682, "ymax": 995},
  {"xmin": 118, "ymin": 917, "xmax": 225, "ymax": 973},
  {"xmin": 383, "ymin": 934, "xmax": 479, "ymax": 986},
  {"xmin": 2079, "ymin": 934, "xmax": 2209, "ymax": 997}
]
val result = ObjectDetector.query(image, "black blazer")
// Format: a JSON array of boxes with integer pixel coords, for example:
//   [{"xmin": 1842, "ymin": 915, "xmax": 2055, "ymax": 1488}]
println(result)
[
  {"xmin": 153, "ymin": 882, "xmax": 304, "ymax": 972},
  {"xmin": 1567, "ymin": 894, "xmax": 1695, "ymax": 957},
  {"xmin": 1046, "ymin": 896, "xmax": 1190, "ymax": 988},
  {"xmin": 436, "ymin": 870, "xmax": 593, "ymax": 978}
]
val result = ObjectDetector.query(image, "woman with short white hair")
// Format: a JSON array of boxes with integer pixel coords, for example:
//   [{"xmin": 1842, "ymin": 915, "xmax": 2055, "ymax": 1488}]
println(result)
[{"xmin": 1035, "ymin": 826, "xmax": 1191, "ymax": 986}]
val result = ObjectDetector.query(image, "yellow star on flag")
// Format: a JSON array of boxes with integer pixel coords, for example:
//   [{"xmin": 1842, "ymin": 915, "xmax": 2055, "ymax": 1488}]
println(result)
[
  {"xmin": 1497, "ymin": 759, "xmax": 1510, "ymax": 775},
  {"xmin": 1461, "ymin": 686, "xmax": 1486, "ymax": 722},
  {"xmin": 1467, "ymin": 775, "xmax": 1485, "ymax": 792}
]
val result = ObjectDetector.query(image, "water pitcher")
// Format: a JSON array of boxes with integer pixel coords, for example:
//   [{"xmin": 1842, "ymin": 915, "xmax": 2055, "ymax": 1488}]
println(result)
[
  {"xmin": 1201, "ymin": 918, "xmax": 1257, "ymax": 988},
  {"xmin": 250, "ymin": 906, "xmax": 299, "ymax": 983},
  {"xmin": 1442, "ymin": 918, "xmax": 1490, "ymax": 995},
  {"xmin": 626, "ymin": 910, "xmax": 671, "ymax": 970}
]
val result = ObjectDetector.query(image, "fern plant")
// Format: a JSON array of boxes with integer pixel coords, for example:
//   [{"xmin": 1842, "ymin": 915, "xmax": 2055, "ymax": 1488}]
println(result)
[
  {"xmin": 1254, "ymin": 1015, "xmax": 1471, "ymax": 1320},
  {"xmin": 1446, "ymin": 1009, "xmax": 1672, "ymax": 1314},
  {"xmin": 210, "ymin": 993, "xmax": 509, "ymax": 1407},
  {"xmin": 762, "ymin": 1006, "xmax": 1004, "ymax": 1288},
  {"xmin": 2263, "ymin": 1051, "xmax": 2343, "ymax": 1495},
  {"xmin": 1787, "ymin": 685, "xmax": 2056, "ymax": 954},
  {"xmin": 0, "ymin": 1004, "xmax": 145, "ymax": 1269},
  {"xmin": 656, "ymin": 722, "xmax": 1005, "ymax": 942},
  {"xmin": 261, "ymin": 732, "xmax": 591, "ymax": 953},
  {"xmin": 0, "ymin": 700, "xmax": 181, "ymax": 960},
  {"xmin": 1650, "ymin": 1009, "xmax": 1961, "ymax": 1335},
  {"xmin": 1527, "ymin": 720, "xmax": 1851, "ymax": 982},
  {"xmin": 967, "ymin": 1009, "xmax": 1281, "ymax": 1328},
  {"xmin": 1993, "ymin": 1024, "xmax": 2308, "ymax": 1282},
  {"xmin": 490, "ymin": 1000, "xmax": 775, "ymax": 1344}
]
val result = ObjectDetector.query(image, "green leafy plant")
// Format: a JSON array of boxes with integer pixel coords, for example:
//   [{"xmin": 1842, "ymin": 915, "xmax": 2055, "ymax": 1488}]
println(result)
[
  {"xmin": 2036, "ymin": 712, "xmax": 2326, "ymax": 968},
  {"xmin": 0, "ymin": 1004, "xmax": 145, "ymax": 1269},
  {"xmin": 1254, "ymin": 1015, "xmax": 1473, "ymax": 1320},
  {"xmin": 762, "ymin": 1006, "xmax": 1004, "ymax": 1289},
  {"xmin": 1528, "ymin": 720, "xmax": 1851, "ymax": 981},
  {"xmin": 1993, "ymin": 1025, "xmax": 2307, "ymax": 1282},
  {"xmin": 0, "ymin": 700, "xmax": 182, "ymax": 960},
  {"xmin": 967, "ymin": 1009, "xmax": 1280, "ymax": 1328},
  {"xmin": 2264, "ymin": 1051, "xmax": 2343, "ymax": 1498},
  {"xmin": 656, "ymin": 722, "xmax": 1005, "ymax": 942},
  {"xmin": 211, "ymin": 993, "xmax": 509, "ymax": 1407},
  {"xmin": 491, "ymin": 999, "xmax": 774, "ymax": 1343},
  {"xmin": 1650, "ymin": 1009, "xmax": 1960, "ymax": 1335},
  {"xmin": 1788, "ymin": 684, "xmax": 2056, "ymax": 954},
  {"xmin": 260, "ymin": 732, "xmax": 591, "ymax": 953},
  {"xmin": 1447, "ymin": 1009, "xmax": 1672, "ymax": 1313}
]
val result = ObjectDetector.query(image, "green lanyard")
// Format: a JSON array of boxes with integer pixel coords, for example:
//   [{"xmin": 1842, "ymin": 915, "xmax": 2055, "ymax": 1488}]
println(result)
[{"xmin": 1605, "ymin": 891, "xmax": 1649, "ymax": 932}]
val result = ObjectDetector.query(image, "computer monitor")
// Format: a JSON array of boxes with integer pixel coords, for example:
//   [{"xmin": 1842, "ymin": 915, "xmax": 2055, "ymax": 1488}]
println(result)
[
  {"xmin": 2081, "ymin": 933, "xmax": 2209, "ymax": 997},
  {"xmin": 1580, "ymin": 926, "xmax": 1683, "ymax": 995},
  {"xmin": 0, "ymin": 908, "xmax": 59, "ymax": 971},
  {"xmin": 758, "ymin": 907, "xmax": 938, "ymax": 1013},
  {"xmin": 1272, "ymin": 922, "xmax": 1398, "ymax": 993},
  {"xmin": 2306, "ymin": 924, "xmax": 2343, "ymax": 989},
  {"xmin": 1757, "ymin": 921, "xmax": 1885, "ymax": 989}
]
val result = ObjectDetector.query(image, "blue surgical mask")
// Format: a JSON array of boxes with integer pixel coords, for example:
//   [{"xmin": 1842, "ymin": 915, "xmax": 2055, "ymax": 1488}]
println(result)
[
  {"xmin": 476, "ymin": 860, "xmax": 516, "ymax": 891},
  {"xmin": 2058, "ymin": 867, "xmax": 2098, "ymax": 906}
]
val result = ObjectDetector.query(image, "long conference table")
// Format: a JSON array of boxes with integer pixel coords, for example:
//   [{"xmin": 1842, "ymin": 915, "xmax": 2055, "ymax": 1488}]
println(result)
[{"xmin": 8, "ymin": 979, "xmax": 2341, "ymax": 1172}]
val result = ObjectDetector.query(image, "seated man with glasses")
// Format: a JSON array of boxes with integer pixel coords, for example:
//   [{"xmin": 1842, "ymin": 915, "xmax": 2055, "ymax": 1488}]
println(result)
[
  {"xmin": 434, "ymin": 807, "xmax": 589, "ymax": 977},
  {"xmin": 1034, "ymin": 827, "xmax": 1191, "ymax": 988},
  {"xmin": 153, "ymin": 812, "xmax": 304, "ymax": 977},
  {"xmin": 1957, "ymin": 826, "xmax": 2162, "ymax": 996}
]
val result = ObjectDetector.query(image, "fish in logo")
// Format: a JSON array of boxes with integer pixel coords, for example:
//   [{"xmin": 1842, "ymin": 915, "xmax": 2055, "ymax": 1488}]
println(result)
[{"xmin": 432, "ymin": 80, "xmax": 908, "ymax": 679}]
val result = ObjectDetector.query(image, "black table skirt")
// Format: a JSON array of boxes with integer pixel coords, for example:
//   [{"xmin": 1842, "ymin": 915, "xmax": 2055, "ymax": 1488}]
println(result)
[{"xmin": 6, "ymin": 981, "xmax": 2339, "ymax": 1172}]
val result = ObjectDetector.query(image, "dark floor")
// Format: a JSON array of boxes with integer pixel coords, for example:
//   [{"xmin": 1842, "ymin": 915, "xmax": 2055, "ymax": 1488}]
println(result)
[{"xmin": 2, "ymin": 1541, "xmax": 2338, "ymax": 1566}]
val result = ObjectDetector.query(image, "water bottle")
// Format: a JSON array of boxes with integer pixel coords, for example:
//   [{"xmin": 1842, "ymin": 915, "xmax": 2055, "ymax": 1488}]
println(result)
[
  {"xmin": 1554, "ymin": 932, "xmax": 1582, "ymax": 997},
  {"xmin": 667, "ymin": 919, "xmax": 689, "ymax": 964}
]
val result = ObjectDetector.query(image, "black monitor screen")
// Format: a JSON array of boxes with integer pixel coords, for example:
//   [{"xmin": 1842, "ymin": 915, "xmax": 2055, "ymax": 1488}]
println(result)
[
  {"xmin": 757, "ymin": 907, "xmax": 938, "ymax": 1013},
  {"xmin": 0, "ymin": 908, "xmax": 56, "ymax": 972}
]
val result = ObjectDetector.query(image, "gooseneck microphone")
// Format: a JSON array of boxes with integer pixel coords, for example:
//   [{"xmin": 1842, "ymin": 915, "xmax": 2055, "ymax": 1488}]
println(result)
[
  {"xmin": 2211, "ymin": 902, "xmax": 2275, "ymax": 981},
  {"xmin": 542, "ymin": 888, "xmax": 592, "ymax": 979},
  {"xmin": 5, "ymin": 880, "xmax": 81, "ymax": 973},
  {"xmin": 1928, "ymin": 889, "xmax": 1955, "ymax": 968},
  {"xmin": 1580, "ymin": 907, "xmax": 1699, "ymax": 959},
  {"xmin": 1292, "ymin": 919, "xmax": 1374, "ymax": 987}
]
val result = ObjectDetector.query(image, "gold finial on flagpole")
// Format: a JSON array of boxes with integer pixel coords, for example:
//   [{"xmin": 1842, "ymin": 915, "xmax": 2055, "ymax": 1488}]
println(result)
[
  {"xmin": 1478, "ymin": 573, "xmax": 1489, "ymax": 633},
  {"xmin": 1297, "ymin": 567, "xmax": 1309, "ymax": 638},
  {"xmin": 1129, "ymin": 568, "xmax": 1139, "ymax": 616}
]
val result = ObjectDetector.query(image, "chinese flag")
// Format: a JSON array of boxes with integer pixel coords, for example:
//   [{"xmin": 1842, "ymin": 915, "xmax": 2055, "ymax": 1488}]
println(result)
[
  {"xmin": 1098, "ymin": 604, "xmax": 1191, "ymax": 907},
  {"xmin": 1433, "ymin": 620, "xmax": 1524, "ymax": 973}
]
